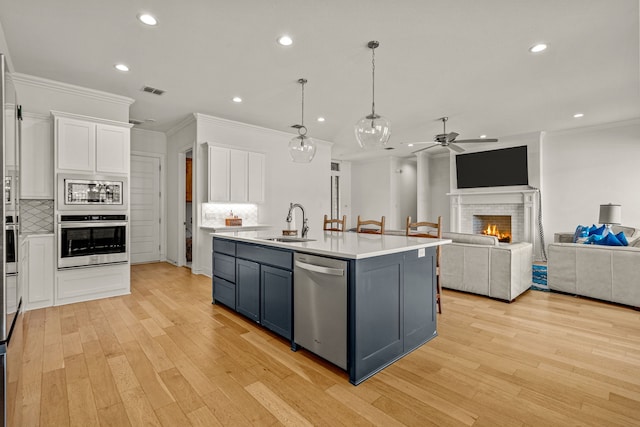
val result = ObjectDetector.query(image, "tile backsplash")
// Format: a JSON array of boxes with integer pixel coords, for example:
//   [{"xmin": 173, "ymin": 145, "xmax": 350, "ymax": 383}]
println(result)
[
  {"xmin": 202, "ymin": 203, "xmax": 258, "ymax": 227},
  {"xmin": 20, "ymin": 199, "xmax": 54, "ymax": 233}
]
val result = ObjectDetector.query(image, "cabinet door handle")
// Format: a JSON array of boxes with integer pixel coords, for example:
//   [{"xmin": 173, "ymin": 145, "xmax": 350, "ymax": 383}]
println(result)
[{"xmin": 295, "ymin": 260, "xmax": 344, "ymax": 276}]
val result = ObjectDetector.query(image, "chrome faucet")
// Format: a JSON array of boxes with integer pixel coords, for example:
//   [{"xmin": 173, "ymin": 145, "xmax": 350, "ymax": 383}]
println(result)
[{"xmin": 286, "ymin": 202, "xmax": 309, "ymax": 238}]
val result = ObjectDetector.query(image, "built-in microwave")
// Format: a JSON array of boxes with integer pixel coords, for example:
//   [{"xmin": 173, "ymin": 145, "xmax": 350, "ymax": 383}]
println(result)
[{"xmin": 57, "ymin": 174, "xmax": 127, "ymax": 211}]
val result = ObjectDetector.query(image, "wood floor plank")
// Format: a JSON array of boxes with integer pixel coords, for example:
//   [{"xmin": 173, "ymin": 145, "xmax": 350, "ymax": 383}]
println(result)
[
  {"xmin": 23, "ymin": 263, "xmax": 640, "ymax": 426},
  {"xmin": 96, "ymin": 403, "xmax": 132, "ymax": 427},
  {"xmin": 82, "ymin": 339, "xmax": 123, "ymax": 410},
  {"xmin": 40, "ymin": 368, "xmax": 69, "ymax": 426}
]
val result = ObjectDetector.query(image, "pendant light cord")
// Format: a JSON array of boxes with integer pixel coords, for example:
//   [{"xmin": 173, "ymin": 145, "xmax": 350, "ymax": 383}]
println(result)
[
  {"xmin": 371, "ymin": 46, "xmax": 376, "ymax": 116},
  {"xmin": 301, "ymin": 80, "xmax": 305, "ymax": 128}
]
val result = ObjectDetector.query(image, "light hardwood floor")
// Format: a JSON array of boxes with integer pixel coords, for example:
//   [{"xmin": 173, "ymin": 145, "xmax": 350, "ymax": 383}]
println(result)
[{"xmin": 20, "ymin": 262, "xmax": 640, "ymax": 426}]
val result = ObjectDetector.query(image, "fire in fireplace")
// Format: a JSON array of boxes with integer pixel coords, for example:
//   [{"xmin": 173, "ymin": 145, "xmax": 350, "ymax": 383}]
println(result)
[{"xmin": 473, "ymin": 215, "xmax": 512, "ymax": 243}]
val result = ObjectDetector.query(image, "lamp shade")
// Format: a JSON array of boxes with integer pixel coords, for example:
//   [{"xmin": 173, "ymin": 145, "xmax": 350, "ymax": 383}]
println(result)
[{"xmin": 599, "ymin": 203, "xmax": 621, "ymax": 225}]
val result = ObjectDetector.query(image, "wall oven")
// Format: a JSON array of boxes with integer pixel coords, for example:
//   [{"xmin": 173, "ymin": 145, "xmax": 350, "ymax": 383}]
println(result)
[
  {"xmin": 58, "ymin": 214, "xmax": 128, "ymax": 269},
  {"xmin": 57, "ymin": 174, "xmax": 127, "ymax": 212}
]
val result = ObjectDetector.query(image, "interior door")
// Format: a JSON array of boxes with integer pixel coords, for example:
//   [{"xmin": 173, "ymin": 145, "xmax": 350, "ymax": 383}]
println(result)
[{"xmin": 130, "ymin": 154, "xmax": 161, "ymax": 263}]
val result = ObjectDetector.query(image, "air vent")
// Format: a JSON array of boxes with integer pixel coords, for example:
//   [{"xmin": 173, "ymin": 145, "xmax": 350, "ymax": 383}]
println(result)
[
  {"xmin": 141, "ymin": 85, "xmax": 165, "ymax": 95},
  {"xmin": 129, "ymin": 118, "xmax": 144, "ymax": 125}
]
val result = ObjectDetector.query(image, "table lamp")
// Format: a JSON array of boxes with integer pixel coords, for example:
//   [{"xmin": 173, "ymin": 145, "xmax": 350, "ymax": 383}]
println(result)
[{"xmin": 599, "ymin": 203, "xmax": 621, "ymax": 235}]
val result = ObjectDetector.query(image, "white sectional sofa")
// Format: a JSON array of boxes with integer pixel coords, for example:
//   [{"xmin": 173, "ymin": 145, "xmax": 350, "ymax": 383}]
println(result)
[
  {"xmin": 440, "ymin": 232, "xmax": 533, "ymax": 302},
  {"xmin": 547, "ymin": 225, "xmax": 640, "ymax": 307}
]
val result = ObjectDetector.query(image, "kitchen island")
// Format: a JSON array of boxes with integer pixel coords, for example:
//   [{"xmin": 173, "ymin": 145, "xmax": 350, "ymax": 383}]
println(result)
[{"xmin": 211, "ymin": 231, "xmax": 450, "ymax": 385}]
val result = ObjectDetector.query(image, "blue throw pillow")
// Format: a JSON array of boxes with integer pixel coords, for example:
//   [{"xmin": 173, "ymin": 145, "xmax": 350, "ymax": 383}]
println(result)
[
  {"xmin": 615, "ymin": 231, "xmax": 629, "ymax": 246},
  {"xmin": 587, "ymin": 234, "xmax": 605, "ymax": 244},
  {"xmin": 573, "ymin": 225, "xmax": 590, "ymax": 243},
  {"xmin": 589, "ymin": 224, "xmax": 606, "ymax": 236},
  {"xmin": 594, "ymin": 233, "xmax": 623, "ymax": 246}
]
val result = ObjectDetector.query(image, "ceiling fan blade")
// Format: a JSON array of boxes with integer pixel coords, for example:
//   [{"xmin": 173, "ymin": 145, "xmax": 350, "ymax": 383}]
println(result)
[
  {"xmin": 401, "ymin": 141, "xmax": 432, "ymax": 145},
  {"xmin": 446, "ymin": 132, "xmax": 459, "ymax": 143},
  {"xmin": 412, "ymin": 144, "xmax": 440, "ymax": 154},
  {"xmin": 455, "ymin": 138, "xmax": 499, "ymax": 143},
  {"xmin": 447, "ymin": 143, "xmax": 465, "ymax": 153}
]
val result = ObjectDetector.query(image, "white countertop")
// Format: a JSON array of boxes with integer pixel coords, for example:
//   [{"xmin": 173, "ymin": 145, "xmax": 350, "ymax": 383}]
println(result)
[
  {"xmin": 211, "ymin": 230, "xmax": 451, "ymax": 260},
  {"xmin": 200, "ymin": 224, "xmax": 272, "ymax": 233}
]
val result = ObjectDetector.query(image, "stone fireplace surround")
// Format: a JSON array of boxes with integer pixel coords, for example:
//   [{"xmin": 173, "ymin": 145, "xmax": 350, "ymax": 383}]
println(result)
[{"xmin": 448, "ymin": 189, "xmax": 538, "ymax": 250}]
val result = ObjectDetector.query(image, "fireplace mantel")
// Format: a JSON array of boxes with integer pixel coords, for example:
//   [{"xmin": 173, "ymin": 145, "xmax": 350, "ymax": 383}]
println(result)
[{"xmin": 448, "ymin": 189, "xmax": 538, "ymax": 250}]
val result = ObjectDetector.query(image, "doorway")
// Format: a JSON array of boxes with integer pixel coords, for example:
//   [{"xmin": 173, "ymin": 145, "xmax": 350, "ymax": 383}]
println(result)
[{"xmin": 185, "ymin": 149, "xmax": 193, "ymax": 268}]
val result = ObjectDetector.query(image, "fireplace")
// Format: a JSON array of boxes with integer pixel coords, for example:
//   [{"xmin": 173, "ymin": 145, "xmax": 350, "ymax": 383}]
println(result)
[
  {"xmin": 448, "ymin": 189, "xmax": 538, "ymax": 248},
  {"xmin": 473, "ymin": 215, "xmax": 512, "ymax": 243}
]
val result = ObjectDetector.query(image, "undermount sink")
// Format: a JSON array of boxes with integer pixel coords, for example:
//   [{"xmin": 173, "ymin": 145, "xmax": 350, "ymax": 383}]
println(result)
[{"xmin": 262, "ymin": 236, "xmax": 316, "ymax": 243}]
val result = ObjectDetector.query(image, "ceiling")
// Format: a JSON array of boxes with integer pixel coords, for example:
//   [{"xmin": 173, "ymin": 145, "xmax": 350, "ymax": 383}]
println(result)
[{"xmin": 0, "ymin": 1, "xmax": 638, "ymax": 160}]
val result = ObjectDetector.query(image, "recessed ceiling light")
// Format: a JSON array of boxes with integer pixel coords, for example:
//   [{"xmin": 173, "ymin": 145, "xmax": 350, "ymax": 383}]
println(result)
[
  {"xmin": 480, "ymin": 135, "xmax": 487, "ymax": 139},
  {"xmin": 232, "ymin": 96, "xmax": 242, "ymax": 103},
  {"xmin": 138, "ymin": 13, "xmax": 158, "ymax": 26},
  {"xmin": 277, "ymin": 35, "xmax": 293, "ymax": 46},
  {"xmin": 114, "ymin": 63, "xmax": 129, "ymax": 72},
  {"xmin": 529, "ymin": 43, "xmax": 547, "ymax": 53},
  {"xmin": 407, "ymin": 143, "xmax": 414, "ymax": 147},
  {"xmin": 317, "ymin": 117, "xmax": 325, "ymax": 122},
  {"xmin": 573, "ymin": 113, "xmax": 584, "ymax": 118}
]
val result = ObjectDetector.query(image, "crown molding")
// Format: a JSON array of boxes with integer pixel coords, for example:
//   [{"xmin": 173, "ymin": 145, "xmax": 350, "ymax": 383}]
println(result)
[
  {"xmin": 165, "ymin": 114, "xmax": 196, "ymax": 137},
  {"xmin": 21, "ymin": 111, "xmax": 51, "ymax": 120},
  {"xmin": 12, "ymin": 73, "xmax": 135, "ymax": 106},
  {"xmin": 193, "ymin": 112, "xmax": 334, "ymax": 147},
  {"xmin": 51, "ymin": 110, "xmax": 133, "ymax": 128}
]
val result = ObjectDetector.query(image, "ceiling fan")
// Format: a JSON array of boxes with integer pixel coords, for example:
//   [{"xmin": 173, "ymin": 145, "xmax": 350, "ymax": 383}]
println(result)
[{"xmin": 409, "ymin": 117, "xmax": 498, "ymax": 154}]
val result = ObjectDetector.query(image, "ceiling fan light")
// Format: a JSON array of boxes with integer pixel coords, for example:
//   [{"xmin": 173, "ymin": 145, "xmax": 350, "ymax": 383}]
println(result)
[
  {"xmin": 288, "ymin": 135, "xmax": 316, "ymax": 162},
  {"xmin": 355, "ymin": 115, "xmax": 391, "ymax": 149}
]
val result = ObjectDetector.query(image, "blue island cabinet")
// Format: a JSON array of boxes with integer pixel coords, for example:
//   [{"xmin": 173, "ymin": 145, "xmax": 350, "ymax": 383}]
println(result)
[
  {"xmin": 348, "ymin": 248, "xmax": 437, "ymax": 385},
  {"xmin": 213, "ymin": 238, "xmax": 293, "ymax": 341},
  {"xmin": 212, "ymin": 236, "xmax": 438, "ymax": 385}
]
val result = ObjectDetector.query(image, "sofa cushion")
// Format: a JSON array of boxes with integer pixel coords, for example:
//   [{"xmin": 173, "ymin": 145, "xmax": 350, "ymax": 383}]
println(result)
[
  {"xmin": 441, "ymin": 232, "xmax": 499, "ymax": 246},
  {"xmin": 615, "ymin": 232, "xmax": 629, "ymax": 246}
]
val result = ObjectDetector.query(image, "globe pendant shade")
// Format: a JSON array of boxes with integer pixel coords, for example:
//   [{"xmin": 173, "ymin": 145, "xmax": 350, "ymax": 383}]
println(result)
[
  {"xmin": 355, "ymin": 114, "xmax": 391, "ymax": 149},
  {"xmin": 288, "ymin": 135, "xmax": 316, "ymax": 163}
]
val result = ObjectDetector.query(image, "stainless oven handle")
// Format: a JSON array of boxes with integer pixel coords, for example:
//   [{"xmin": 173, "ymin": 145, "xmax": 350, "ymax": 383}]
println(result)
[{"xmin": 59, "ymin": 221, "xmax": 128, "ymax": 228}]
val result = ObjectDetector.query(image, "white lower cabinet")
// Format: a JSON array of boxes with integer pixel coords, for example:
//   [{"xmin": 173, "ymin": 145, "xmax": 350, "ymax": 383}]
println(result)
[
  {"xmin": 56, "ymin": 263, "xmax": 130, "ymax": 306},
  {"xmin": 21, "ymin": 234, "xmax": 55, "ymax": 311}
]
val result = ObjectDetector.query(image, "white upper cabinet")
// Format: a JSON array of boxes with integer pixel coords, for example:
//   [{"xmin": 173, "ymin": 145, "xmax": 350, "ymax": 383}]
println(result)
[
  {"xmin": 54, "ymin": 112, "xmax": 131, "ymax": 175},
  {"xmin": 56, "ymin": 117, "xmax": 95, "ymax": 172},
  {"xmin": 21, "ymin": 114, "xmax": 54, "ymax": 199},
  {"xmin": 208, "ymin": 145, "xmax": 265, "ymax": 203},
  {"xmin": 208, "ymin": 146, "xmax": 230, "ymax": 201},
  {"xmin": 248, "ymin": 152, "xmax": 265, "ymax": 203},
  {"xmin": 5, "ymin": 104, "xmax": 16, "ymax": 168},
  {"xmin": 96, "ymin": 124, "xmax": 129, "ymax": 174},
  {"xmin": 229, "ymin": 149, "xmax": 248, "ymax": 201}
]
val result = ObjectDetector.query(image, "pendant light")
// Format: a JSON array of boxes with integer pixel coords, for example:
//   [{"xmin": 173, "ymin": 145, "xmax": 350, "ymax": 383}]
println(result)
[
  {"xmin": 355, "ymin": 40, "xmax": 391, "ymax": 149},
  {"xmin": 288, "ymin": 78, "xmax": 316, "ymax": 163}
]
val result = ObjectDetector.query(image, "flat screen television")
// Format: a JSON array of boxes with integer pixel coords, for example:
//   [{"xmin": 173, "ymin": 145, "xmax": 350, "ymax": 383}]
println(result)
[{"xmin": 455, "ymin": 145, "xmax": 528, "ymax": 189}]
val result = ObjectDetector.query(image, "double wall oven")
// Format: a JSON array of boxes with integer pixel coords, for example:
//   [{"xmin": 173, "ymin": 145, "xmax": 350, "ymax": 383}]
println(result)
[{"xmin": 57, "ymin": 174, "xmax": 128, "ymax": 269}]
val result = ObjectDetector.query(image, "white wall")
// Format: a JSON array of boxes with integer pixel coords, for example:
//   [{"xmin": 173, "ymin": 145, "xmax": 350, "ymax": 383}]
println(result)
[
  {"xmin": 165, "ymin": 117, "xmax": 197, "ymax": 265},
  {"xmin": 351, "ymin": 157, "xmax": 392, "ymax": 227},
  {"xmin": 185, "ymin": 114, "xmax": 332, "ymax": 276},
  {"xmin": 392, "ymin": 157, "xmax": 417, "ymax": 228},
  {"xmin": 428, "ymin": 154, "xmax": 451, "ymax": 231},
  {"xmin": 542, "ymin": 119, "xmax": 640, "ymax": 242},
  {"xmin": 131, "ymin": 128, "xmax": 167, "ymax": 155}
]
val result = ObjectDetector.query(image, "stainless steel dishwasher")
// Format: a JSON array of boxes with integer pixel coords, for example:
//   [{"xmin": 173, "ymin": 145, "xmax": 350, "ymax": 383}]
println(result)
[{"xmin": 294, "ymin": 253, "xmax": 347, "ymax": 370}]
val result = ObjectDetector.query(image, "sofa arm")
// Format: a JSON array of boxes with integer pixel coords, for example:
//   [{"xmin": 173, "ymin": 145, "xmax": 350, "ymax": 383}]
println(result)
[
  {"xmin": 489, "ymin": 243, "xmax": 532, "ymax": 301},
  {"xmin": 554, "ymin": 232, "xmax": 575, "ymax": 243}
]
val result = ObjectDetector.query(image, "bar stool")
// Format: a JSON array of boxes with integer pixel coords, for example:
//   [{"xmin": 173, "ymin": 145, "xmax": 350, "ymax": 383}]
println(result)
[
  {"xmin": 356, "ymin": 216, "xmax": 385, "ymax": 234},
  {"xmin": 406, "ymin": 215, "xmax": 442, "ymax": 314},
  {"xmin": 323, "ymin": 215, "xmax": 347, "ymax": 232}
]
